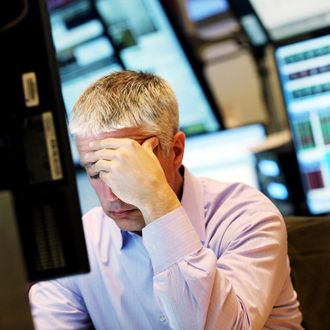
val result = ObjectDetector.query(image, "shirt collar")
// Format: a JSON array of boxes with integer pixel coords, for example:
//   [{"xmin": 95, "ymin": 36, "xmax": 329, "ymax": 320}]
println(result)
[{"xmin": 180, "ymin": 167, "xmax": 206, "ymax": 242}]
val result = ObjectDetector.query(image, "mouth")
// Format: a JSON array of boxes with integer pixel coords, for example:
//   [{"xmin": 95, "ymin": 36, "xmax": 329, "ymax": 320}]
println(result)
[{"xmin": 109, "ymin": 209, "xmax": 137, "ymax": 219}]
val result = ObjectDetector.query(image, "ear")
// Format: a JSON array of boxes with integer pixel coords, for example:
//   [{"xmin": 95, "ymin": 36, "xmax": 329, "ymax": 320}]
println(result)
[{"xmin": 172, "ymin": 131, "xmax": 185, "ymax": 170}]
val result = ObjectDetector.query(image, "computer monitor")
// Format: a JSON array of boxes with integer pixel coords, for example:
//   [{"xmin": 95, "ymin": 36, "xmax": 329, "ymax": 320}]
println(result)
[
  {"xmin": 274, "ymin": 32, "xmax": 330, "ymax": 214},
  {"xmin": 47, "ymin": 0, "xmax": 223, "ymax": 164},
  {"xmin": 248, "ymin": 0, "xmax": 330, "ymax": 43},
  {"xmin": 0, "ymin": 0, "xmax": 89, "ymax": 282},
  {"xmin": 183, "ymin": 124, "xmax": 266, "ymax": 188}
]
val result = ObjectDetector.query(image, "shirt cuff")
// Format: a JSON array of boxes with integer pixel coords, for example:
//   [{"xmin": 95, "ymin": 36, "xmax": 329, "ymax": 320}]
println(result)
[{"xmin": 142, "ymin": 206, "xmax": 202, "ymax": 274}]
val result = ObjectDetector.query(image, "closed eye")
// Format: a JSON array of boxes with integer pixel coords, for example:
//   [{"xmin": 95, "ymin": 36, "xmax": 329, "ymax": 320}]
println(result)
[{"xmin": 89, "ymin": 173, "xmax": 100, "ymax": 180}]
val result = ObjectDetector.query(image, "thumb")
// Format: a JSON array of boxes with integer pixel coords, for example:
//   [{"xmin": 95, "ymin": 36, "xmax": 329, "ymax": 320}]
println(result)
[{"xmin": 142, "ymin": 136, "xmax": 159, "ymax": 152}]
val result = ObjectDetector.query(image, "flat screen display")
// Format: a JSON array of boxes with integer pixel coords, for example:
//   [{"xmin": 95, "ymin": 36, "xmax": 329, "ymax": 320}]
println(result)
[
  {"xmin": 249, "ymin": 0, "xmax": 330, "ymax": 42},
  {"xmin": 48, "ymin": 0, "xmax": 222, "ymax": 164},
  {"xmin": 275, "ymin": 33, "xmax": 330, "ymax": 214},
  {"xmin": 183, "ymin": 124, "xmax": 266, "ymax": 188}
]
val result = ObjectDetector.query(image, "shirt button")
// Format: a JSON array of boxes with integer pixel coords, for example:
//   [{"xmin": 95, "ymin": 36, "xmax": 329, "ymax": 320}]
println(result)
[
  {"xmin": 159, "ymin": 314, "xmax": 167, "ymax": 324},
  {"xmin": 148, "ymin": 244, "xmax": 155, "ymax": 255}
]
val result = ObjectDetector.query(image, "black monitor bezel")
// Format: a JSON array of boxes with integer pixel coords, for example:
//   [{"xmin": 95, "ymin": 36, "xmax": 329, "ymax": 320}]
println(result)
[{"xmin": 227, "ymin": 0, "xmax": 271, "ymax": 48}]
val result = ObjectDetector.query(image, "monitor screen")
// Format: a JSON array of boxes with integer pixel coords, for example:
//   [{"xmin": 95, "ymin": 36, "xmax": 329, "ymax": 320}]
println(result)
[
  {"xmin": 275, "ymin": 33, "xmax": 330, "ymax": 214},
  {"xmin": 48, "ymin": 0, "xmax": 222, "ymax": 164},
  {"xmin": 249, "ymin": 0, "xmax": 330, "ymax": 42},
  {"xmin": 183, "ymin": 124, "xmax": 266, "ymax": 188},
  {"xmin": 186, "ymin": 0, "xmax": 229, "ymax": 23}
]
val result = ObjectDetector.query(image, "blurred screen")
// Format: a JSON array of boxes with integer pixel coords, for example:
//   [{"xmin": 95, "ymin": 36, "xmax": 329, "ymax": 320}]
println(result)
[
  {"xmin": 48, "ymin": 0, "xmax": 222, "ymax": 164},
  {"xmin": 186, "ymin": 0, "xmax": 229, "ymax": 22},
  {"xmin": 227, "ymin": 0, "xmax": 268, "ymax": 47},
  {"xmin": 249, "ymin": 0, "xmax": 330, "ymax": 41},
  {"xmin": 275, "ymin": 33, "xmax": 330, "ymax": 214},
  {"xmin": 183, "ymin": 124, "xmax": 266, "ymax": 188}
]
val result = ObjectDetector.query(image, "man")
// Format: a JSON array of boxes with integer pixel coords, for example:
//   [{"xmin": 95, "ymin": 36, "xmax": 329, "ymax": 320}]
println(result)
[{"xmin": 29, "ymin": 71, "xmax": 303, "ymax": 329}]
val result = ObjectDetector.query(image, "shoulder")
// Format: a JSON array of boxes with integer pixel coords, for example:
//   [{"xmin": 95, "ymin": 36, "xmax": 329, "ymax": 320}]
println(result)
[
  {"xmin": 198, "ymin": 178, "xmax": 286, "ymax": 249},
  {"xmin": 199, "ymin": 177, "xmax": 279, "ymax": 214}
]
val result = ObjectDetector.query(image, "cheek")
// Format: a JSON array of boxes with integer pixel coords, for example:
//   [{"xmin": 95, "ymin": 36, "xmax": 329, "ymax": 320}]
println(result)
[{"xmin": 91, "ymin": 182, "xmax": 111, "ymax": 207}]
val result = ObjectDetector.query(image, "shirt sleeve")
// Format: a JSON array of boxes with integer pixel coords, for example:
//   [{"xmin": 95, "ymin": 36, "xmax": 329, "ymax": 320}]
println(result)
[
  {"xmin": 142, "ymin": 206, "xmax": 298, "ymax": 330},
  {"xmin": 29, "ymin": 278, "xmax": 93, "ymax": 330}
]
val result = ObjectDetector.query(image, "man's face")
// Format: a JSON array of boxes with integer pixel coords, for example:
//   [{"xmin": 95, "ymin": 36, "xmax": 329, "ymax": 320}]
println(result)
[{"xmin": 76, "ymin": 127, "xmax": 185, "ymax": 231}]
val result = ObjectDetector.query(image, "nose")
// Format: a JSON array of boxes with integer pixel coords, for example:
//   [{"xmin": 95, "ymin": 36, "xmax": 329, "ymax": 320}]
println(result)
[
  {"xmin": 102, "ymin": 184, "xmax": 119, "ymax": 202},
  {"xmin": 104, "ymin": 185, "xmax": 119, "ymax": 202}
]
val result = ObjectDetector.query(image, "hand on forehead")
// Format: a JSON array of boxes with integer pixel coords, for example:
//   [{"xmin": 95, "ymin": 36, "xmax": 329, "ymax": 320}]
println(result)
[
  {"xmin": 83, "ymin": 136, "xmax": 159, "ymax": 165},
  {"xmin": 88, "ymin": 136, "xmax": 157, "ymax": 149}
]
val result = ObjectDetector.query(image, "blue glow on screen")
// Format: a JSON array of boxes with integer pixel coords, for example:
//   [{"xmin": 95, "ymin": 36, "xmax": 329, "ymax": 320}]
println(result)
[
  {"xmin": 187, "ymin": 0, "xmax": 229, "ymax": 22},
  {"xmin": 258, "ymin": 159, "xmax": 280, "ymax": 177},
  {"xmin": 266, "ymin": 182, "xmax": 289, "ymax": 200},
  {"xmin": 184, "ymin": 124, "xmax": 266, "ymax": 188},
  {"xmin": 275, "ymin": 33, "xmax": 330, "ymax": 214}
]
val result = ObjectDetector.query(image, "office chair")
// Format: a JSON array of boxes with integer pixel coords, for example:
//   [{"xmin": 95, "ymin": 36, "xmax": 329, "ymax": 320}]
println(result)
[{"xmin": 285, "ymin": 216, "xmax": 330, "ymax": 330}]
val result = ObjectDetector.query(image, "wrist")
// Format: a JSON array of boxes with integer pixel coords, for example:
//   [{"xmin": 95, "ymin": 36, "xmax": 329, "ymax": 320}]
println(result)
[{"xmin": 142, "ymin": 187, "xmax": 181, "ymax": 225}]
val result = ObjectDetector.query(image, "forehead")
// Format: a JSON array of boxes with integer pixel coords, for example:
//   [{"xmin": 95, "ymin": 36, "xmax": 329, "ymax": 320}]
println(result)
[{"xmin": 76, "ymin": 127, "xmax": 151, "ymax": 153}]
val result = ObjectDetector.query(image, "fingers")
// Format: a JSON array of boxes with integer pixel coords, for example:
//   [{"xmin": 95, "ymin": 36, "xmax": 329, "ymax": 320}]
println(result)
[
  {"xmin": 85, "ymin": 136, "xmax": 158, "ymax": 167},
  {"xmin": 99, "ymin": 170, "xmax": 109, "ymax": 182},
  {"xmin": 89, "ymin": 138, "xmax": 125, "ymax": 150},
  {"xmin": 84, "ymin": 149, "xmax": 116, "ymax": 163},
  {"xmin": 142, "ymin": 137, "xmax": 159, "ymax": 152},
  {"xmin": 90, "ymin": 137, "xmax": 158, "ymax": 150},
  {"xmin": 93, "ymin": 159, "xmax": 111, "ymax": 173}
]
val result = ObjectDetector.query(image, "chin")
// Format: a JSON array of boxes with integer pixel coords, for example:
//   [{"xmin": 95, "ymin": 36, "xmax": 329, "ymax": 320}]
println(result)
[
  {"xmin": 109, "ymin": 210, "xmax": 145, "ymax": 232},
  {"xmin": 115, "ymin": 220, "xmax": 145, "ymax": 232}
]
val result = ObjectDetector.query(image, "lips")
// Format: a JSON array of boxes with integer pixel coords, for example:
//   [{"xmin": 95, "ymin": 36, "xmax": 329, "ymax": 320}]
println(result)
[
  {"xmin": 110, "ymin": 209, "xmax": 136, "ymax": 218},
  {"xmin": 111, "ymin": 208, "xmax": 135, "ymax": 213}
]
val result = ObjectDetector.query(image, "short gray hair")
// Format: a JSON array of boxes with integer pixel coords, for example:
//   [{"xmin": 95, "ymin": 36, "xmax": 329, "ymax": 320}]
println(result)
[{"xmin": 69, "ymin": 70, "xmax": 179, "ymax": 154}]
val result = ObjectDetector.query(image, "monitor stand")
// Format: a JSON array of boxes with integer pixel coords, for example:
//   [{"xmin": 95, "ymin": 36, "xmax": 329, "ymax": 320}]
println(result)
[{"xmin": 0, "ymin": 190, "xmax": 34, "ymax": 329}]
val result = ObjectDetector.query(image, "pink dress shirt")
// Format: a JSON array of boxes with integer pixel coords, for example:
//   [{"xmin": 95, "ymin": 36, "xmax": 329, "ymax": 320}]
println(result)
[{"xmin": 29, "ymin": 168, "xmax": 303, "ymax": 329}]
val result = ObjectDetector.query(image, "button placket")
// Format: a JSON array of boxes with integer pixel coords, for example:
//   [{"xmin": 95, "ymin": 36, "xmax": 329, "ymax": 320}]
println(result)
[{"xmin": 159, "ymin": 314, "xmax": 168, "ymax": 324}]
